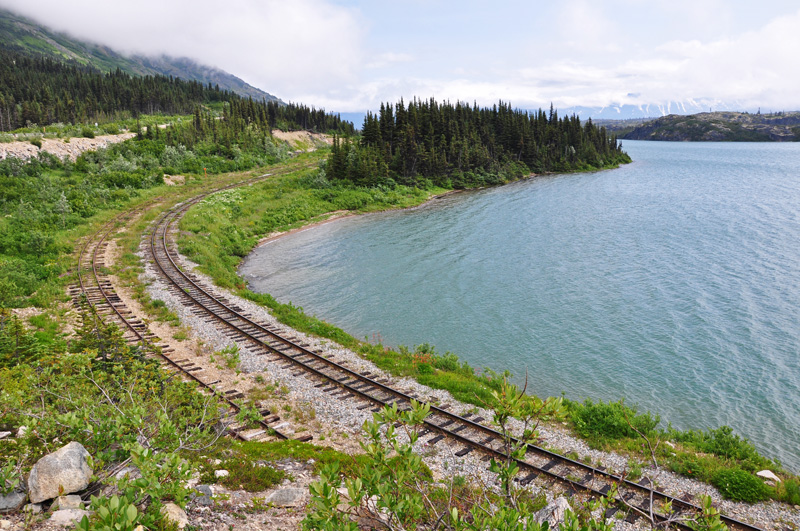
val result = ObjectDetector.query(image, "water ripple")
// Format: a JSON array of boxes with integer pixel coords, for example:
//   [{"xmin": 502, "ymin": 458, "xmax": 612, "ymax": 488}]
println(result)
[{"xmin": 240, "ymin": 141, "xmax": 800, "ymax": 471}]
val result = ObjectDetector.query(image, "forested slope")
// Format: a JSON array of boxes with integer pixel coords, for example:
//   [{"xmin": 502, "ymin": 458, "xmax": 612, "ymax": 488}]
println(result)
[{"xmin": 0, "ymin": 48, "xmax": 352, "ymax": 134}]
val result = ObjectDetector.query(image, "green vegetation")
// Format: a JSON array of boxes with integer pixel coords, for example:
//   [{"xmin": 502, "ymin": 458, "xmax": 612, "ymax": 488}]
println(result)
[
  {"xmin": 568, "ymin": 398, "xmax": 660, "ymax": 444},
  {"xmin": 710, "ymin": 469, "xmax": 770, "ymax": 503},
  {"xmin": 329, "ymin": 99, "xmax": 630, "ymax": 188},
  {"xmin": 304, "ymin": 387, "xmax": 728, "ymax": 530},
  {"xmin": 0, "ymin": 313, "xmax": 215, "ymax": 528}
]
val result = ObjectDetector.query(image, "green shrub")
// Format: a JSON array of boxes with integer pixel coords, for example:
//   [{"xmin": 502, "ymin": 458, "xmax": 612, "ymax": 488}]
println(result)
[
  {"xmin": 82, "ymin": 128, "xmax": 96, "ymax": 138},
  {"xmin": 775, "ymin": 478, "xmax": 800, "ymax": 506},
  {"xmin": 670, "ymin": 425, "xmax": 773, "ymax": 471},
  {"xmin": 568, "ymin": 399, "xmax": 660, "ymax": 443},
  {"xmin": 30, "ymin": 138, "xmax": 42, "ymax": 148},
  {"xmin": 711, "ymin": 469, "xmax": 770, "ymax": 503}
]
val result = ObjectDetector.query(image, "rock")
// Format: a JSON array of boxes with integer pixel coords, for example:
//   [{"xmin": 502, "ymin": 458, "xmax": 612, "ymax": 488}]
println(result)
[
  {"xmin": 193, "ymin": 485, "xmax": 213, "ymax": 506},
  {"xmin": 53, "ymin": 495, "xmax": 83, "ymax": 510},
  {"xmin": 160, "ymin": 502, "xmax": 188, "ymax": 529},
  {"xmin": 535, "ymin": 497, "xmax": 571, "ymax": 526},
  {"xmin": 664, "ymin": 441, "xmax": 675, "ymax": 449},
  {"xmin": 0, "ymin": 491, "xmax": 26, "ymax": 513},
  {"xmin": 265, "ymin": 488, "xmax": 306, "ymax": 507},
  {"xmin": 0, "ymin": 519, "xmax": 13, "ymax": 530},
  {"xmin": 22, "ymin": 504, "xmax": 41, "ymax": 514},
  {"xmin": 114, "ymin": 466, "xmax": 142, "ymax": 481},
  {"xmin": 48, "ymin": 508, "xmax": 90, "ymax": 526},
  {"xmin": 0, "ymin": 432, "xmax": 11, "ymax": 440},
  {"xmin": 756, "ymin": 470, "xmax": 781, "ymax": 483},
  {"xmin": 15, "ymin": 427, "xmax": 27, "ymax": 438},
  {"xmin": 27, "ymin": 442, "xmax": 93, "ymax": 503},
  {"xmin": 214, "ymin": 470, "xmax": 229, "ymax": 478}
]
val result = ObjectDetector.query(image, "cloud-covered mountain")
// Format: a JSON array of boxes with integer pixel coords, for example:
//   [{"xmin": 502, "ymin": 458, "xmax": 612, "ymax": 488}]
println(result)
[{"xmin": 0, "ymin": 8, "xmax": 282, "ymax": 103}]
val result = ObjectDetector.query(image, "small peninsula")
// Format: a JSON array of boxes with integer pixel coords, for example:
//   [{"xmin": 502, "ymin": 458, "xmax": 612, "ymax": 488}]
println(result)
[{"xmin": 620, "ymin": 111, "xmax": 800, "ymax": 141}]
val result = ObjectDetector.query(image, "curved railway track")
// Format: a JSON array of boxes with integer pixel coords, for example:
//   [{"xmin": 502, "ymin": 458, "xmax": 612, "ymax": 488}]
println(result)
[
  {"xmin": 146, "ymin": 183, "xmax": 766, "ymax": 531},
  {"xmin": 71, "ymin": 163, "xmax": 317, "ymax": 444}
]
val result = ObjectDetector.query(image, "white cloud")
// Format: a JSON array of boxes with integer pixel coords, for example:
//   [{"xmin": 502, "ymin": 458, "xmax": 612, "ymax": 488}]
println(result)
[
  {"xmin": 0, "ymin": 0, "xmax": 364, "ymax": 103},
  {"xmin": 365, "ymin": 52, "xmax": 414, "ymax": 69}
]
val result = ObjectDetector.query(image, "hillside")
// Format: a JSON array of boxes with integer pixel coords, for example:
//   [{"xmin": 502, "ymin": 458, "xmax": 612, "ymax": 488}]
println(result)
[
  {"xmin": 620, "ymin": 111, "xmax": 800, "ymax": 141},
  {"xmin": 0, "ymin": 8, "xmax": 281, "ymax": 103}
]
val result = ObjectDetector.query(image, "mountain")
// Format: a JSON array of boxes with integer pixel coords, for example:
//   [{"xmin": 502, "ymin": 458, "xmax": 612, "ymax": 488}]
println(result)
[
  {"xmin": 619, "ymin": 111, "xmax": 800, "ymax": 142},
  {"xmin": 558, "ymin": 99, "xmax": 748, "ymax": 121},
  {"xmin": 0, "ymin": 8, "xmax": 282, "ymax": 103}
]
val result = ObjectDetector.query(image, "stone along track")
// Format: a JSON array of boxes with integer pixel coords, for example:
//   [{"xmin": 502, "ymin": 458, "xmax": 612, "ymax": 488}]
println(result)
[
  {"xmin": 149, "ymin": 185, "xmax": 765, "ymax": 531},
  {"xmin": 70, "ymin": 166, "xmax": 316, "ymax": 444}
]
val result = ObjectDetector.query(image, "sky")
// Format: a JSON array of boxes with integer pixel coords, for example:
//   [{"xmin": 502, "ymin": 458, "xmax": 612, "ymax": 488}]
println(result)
[{"xmin": 2, "ymin": 0, "xmax": 800, "ymax": 113}]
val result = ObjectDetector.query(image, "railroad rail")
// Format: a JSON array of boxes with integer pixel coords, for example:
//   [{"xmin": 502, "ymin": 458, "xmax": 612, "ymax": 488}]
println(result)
[
  {"xmin": 70, "ymin": 163, "xmax": 317, "ymax": 444},
  {"xmin": 147, "ymin": 183, "xmax": 766, "ymax": 530}
]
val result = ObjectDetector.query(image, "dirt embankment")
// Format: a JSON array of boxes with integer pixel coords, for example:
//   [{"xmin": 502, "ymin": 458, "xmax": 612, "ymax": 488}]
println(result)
[
  {"xmin": 271, "ymin": 129, "xmax": 331, "ymax": 151},
  {"xmin": 0, "ymin": 133, "xmax": 136, "ymax": 162}
]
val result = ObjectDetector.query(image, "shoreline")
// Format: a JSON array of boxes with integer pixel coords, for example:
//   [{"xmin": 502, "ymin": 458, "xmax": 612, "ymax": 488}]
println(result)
[{"xmin": 249, "ymin": 186, "xmax": 471, "ymax": 250}]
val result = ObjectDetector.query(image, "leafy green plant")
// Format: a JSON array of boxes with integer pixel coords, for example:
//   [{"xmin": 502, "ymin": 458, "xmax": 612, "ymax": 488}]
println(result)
[
  {"xmin": 711, "ymin": 469, "xmax": 770, "ymax": 503},
  {"xmin": 219, "ymin": 344, "xmax": 240, "ymax": 370},
  {"xmin": 0, "ymin": 458, "xmax": 20, "ymax": 495},
  {"xmin": 626, "ymin": 459, "xmax": 643, "ymax": 482},
  {"xmin": 118, "ymin": 443, "xmax": 194, "ymax": 507},
  {"xmin": 30, "ymin": 138, "xmax": 42, "ymax": 148},
  {"xmin": 488, "ymin": 377, "xmax": 567, "ymax": 505},
  {"xmin": 304, "ymin": 398, "xmax": 618, "ymax": 531},
  {"xmin": 81, "ymin": 128, "xmax": 96, "ymax": 139},
  {"xmin": 235, "ymin": 401, "xmax": 262, "ymax": 428},
  {"xmin": 687, "ymin": 495, "xmax": 729, "ymax": 531},
  {"xmin": 77, "ymin": 494, "xmax": 139, "ymax": 531}
]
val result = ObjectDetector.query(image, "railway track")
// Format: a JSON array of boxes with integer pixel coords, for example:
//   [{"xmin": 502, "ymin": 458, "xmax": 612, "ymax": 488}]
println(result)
[
  {"xmin": 70, "ymin": 163, "xmax": 317, "ymax": 444},
  {"xmin": 147, "ymin": 183, "xmax": 766, "ymax": 530}
]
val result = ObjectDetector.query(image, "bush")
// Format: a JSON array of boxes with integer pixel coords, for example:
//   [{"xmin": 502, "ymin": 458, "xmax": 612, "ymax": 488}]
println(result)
[
  {"xmin": 82, "ymin": 128, "xmax": 96, "ymax": 138},
  {"xmin": 30, "ymin": 138, "xmax": 42, "ymax": 148},
  {"xmin": 568, "ymin": 399, "xmax": 660, "ymax": 443},
  {"xmin": 711, "ymin": 469, "xmax": 770, "ymax": 503},
  {"xmin": 670, "ymin": 425, "xmax": 773, "ymax": 471},
  {"xmin": 776, "ymin": 478, "xmax": 800, "ymax": 506}
]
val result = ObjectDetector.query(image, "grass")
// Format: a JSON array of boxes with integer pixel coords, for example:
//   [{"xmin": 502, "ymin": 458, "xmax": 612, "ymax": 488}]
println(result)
[{"xmin": 193, "ymin": 438, "xmax": 365, "ymax": 487}]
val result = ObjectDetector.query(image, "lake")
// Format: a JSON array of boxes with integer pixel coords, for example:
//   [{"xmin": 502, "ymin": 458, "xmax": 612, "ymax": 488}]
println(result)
[{"xmin": 240, "ymin": 140, "xmax": 800, "ymax": 470}]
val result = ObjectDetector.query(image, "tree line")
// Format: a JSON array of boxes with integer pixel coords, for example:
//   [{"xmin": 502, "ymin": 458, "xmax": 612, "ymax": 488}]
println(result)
[
  {"xmin": 327, "ymin": 98, "xmax": 630, "ymax": 188},
  {"xmin": 0, "ymin": 47, "xmax": 353, "ymax": 134}
]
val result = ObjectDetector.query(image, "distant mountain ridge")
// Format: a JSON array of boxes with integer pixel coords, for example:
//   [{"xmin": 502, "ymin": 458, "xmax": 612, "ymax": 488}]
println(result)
[
  {"xmin": 0, "ymin": 8, "xmax": 282, "ymax": 103},
  {"xmin": 619, "ymin": 111, "xmax": 800, "ymax": 142},
  {"xmin": 558, "ymin": 99, "xmax": 748, "ymax": 121}
]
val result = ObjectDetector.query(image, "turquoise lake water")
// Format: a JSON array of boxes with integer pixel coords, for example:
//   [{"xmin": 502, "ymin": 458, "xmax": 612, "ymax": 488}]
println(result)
[{"xmin": 240, "ymin": 140, "xmax": 800, "ymax": 470}]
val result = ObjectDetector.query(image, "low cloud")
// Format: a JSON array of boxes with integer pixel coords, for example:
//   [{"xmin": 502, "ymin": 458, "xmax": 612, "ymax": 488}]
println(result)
[{"xmin": 0, "ymin": 0, "xmax": 364, "ymax": 104}]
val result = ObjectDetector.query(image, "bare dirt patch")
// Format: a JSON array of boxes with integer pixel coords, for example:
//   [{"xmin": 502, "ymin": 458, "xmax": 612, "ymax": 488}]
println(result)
[
  {"xmin": 271, "ymin": 130, "xmax": 331, "ymax": 152},
  {"xmin": 0, "ymin": 133, "xmax": 136, "ymax": 161},
  {"xmin": 164, "ymin": 174, "xmax": 186, "ymax": 186}
]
